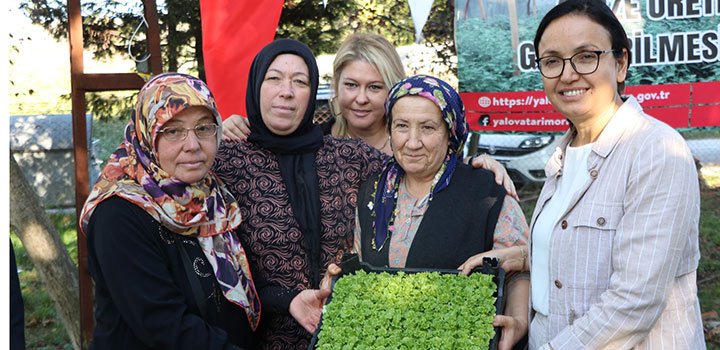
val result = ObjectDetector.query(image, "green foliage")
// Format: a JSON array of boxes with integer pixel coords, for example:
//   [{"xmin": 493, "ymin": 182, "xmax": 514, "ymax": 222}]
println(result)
[
  {"xmin": 456, "ymin": 16, "xmax": 544, "ymax": 92},
  {"xmin": 276, "ymin": 0, "xmax": 357, "ymax": 56},
  {"xmin": 346, "ymin": 0, "xmax": 414, "ymax": 49},
  {"xmin": 315, "ymin": 270, "xmax": 497, "ymax": 349}
]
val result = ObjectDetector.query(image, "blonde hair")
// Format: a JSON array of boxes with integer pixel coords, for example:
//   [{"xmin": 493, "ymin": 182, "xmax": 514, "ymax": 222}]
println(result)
[{"xmin": 330, "ymin": 33, "xmax": 406, "ymax": 138}]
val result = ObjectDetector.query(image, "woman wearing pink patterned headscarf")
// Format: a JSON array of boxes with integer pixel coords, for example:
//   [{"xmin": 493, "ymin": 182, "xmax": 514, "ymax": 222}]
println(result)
[{"xmin": 81, "ymin": 73, "xmax": 259, "ymax": 350}]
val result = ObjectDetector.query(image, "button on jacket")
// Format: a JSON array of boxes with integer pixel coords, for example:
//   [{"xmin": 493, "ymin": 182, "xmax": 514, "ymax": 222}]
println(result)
[{"xmin": 529, "ymin": 96, "xmax": 705, "ymax": 349}]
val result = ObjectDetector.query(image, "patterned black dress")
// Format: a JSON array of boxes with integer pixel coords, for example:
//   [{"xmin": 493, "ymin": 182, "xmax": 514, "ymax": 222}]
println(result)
[{"xmin": 212, "ymin": 135, "xmax": 386, "ymax": 349}]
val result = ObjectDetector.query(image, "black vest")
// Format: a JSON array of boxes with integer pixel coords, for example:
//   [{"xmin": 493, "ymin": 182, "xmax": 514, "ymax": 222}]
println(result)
[{"xmin": 357, "ymin": 163, "xmax": 506, "ymax": 269}]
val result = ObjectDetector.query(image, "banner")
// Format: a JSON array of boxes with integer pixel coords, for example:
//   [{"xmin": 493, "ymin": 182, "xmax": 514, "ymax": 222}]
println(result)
[
  {"xmin": 456, "ymin": 0, "xmax": 720, "ymax": 132},
  {"xmin": 200, "ymin": 0, "xmax": 284, "ymax": 119}
]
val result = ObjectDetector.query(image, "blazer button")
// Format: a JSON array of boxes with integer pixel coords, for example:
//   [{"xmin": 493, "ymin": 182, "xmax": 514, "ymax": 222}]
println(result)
[
  {"xmin": 590, "ymin": 169, "xmax": 599, "ymax": 178},
  {"xmin": 561, "ymin": 220, "xmax": 568, "ymax": 229},
  {"xmin": 555, "ymin": 280, "xmax": 563, "ymax": 289},
  {"xmin": 597, "ymin": 217, "xmax": 606, "ymax": 226}
]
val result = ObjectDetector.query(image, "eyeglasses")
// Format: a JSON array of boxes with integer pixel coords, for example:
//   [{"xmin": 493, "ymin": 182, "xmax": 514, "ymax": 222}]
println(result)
[
  {"xmin": 535, "ymin": 50, "xmax": 618, "ymax": 79},
  {"xmin": 158, "ymin": 123, "xmax": 218, "ymax": 141}
]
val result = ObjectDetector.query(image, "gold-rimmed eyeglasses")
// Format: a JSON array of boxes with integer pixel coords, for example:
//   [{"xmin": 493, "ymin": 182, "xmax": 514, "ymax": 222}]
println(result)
[
  {"xmin": 535, "ymin": 50, "xmax": 618, "ymax": 79},
  {"xmin": 158, "ymin": 123, "xmax": 218, "ymax": 141}
]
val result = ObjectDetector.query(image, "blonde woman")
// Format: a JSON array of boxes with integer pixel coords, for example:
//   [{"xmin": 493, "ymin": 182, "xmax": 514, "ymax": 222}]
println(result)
[{"xmin": 325, "ymin": 32, "xmax": 405, "ymax": 155}]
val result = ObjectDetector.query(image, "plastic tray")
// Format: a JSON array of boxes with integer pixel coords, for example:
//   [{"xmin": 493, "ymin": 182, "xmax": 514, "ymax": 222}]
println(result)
[{"xmin": 308, "ymin": 253, "xmax": 506, "ymax": 350}]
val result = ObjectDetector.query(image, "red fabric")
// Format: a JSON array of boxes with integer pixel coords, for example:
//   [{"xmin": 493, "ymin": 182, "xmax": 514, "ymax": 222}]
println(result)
[{"xmin": 200, "ymin": 0, "xmax": 284, "ymax": 119}]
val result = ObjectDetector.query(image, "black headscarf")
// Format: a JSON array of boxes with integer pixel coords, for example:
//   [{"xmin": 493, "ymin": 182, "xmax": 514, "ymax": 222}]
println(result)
[{"xmin": 246, "ymin": 39, "xmax": 325, "ymax": 288}]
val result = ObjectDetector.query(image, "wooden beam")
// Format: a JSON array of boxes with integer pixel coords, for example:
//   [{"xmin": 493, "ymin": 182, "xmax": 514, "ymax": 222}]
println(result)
[
  {"xmin": 67, "ymin": 0, "xmax": 94, "ymax": 347},
  {"xmin": 73, "ymin": 73, "xmax": 146, "ymax": 91}
]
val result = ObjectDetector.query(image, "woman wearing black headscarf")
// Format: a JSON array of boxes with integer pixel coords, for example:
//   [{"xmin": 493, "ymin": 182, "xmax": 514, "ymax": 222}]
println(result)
[{"xmin": 212, "ymin": 39, "xmax": 387, "ymax": 349}]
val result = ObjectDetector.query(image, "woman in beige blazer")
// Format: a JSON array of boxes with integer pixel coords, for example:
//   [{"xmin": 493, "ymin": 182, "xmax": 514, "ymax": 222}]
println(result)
[{"xmin": 460, "ymin": 0, "xmax": 706, "ymax": 348}]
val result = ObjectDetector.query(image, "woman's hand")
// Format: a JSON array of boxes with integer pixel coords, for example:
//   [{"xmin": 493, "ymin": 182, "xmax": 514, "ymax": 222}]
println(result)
[
  {"xmin": 466, "ymin": 154, "xmax": 518, "ymax": 201},
  {"xmin": 289, "ymin": 289, "xmax": 332, "ymax": 334},
  {"xmin": 221, "ymin": 114, "xmax": 251, "ymax": 142},
  {"xmin": 494, "ymin": 314, "xmax": 528, "ymax": 350},
  {"xmin": 458, "ymin": 245, "xmax": 528, "ymax": 275},
  {"xmin": 320, "ymin": 263, "xmax": 342, "ymax": 290}
]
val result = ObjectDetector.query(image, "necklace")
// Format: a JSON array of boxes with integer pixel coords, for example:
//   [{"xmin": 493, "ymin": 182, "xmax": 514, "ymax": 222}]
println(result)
[{"xmin": 347, "ymin": 129, "xmax": 390, "ymax": 152}]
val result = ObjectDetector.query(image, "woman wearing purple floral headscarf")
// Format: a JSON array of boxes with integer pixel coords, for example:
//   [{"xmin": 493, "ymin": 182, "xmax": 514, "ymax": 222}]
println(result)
[
  {"xmin": 81, "ymin": 73, "xmax": 259, "ymax": 350},
  {"xmin": 353, "ymin": 74, "xmax": 531, "ymax": 350}
]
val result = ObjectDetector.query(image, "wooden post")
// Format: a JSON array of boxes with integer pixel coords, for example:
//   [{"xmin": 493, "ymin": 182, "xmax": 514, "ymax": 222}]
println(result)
[
  {"xmin": 143, "ymin": 0, "xmax": 163, "ymax": 74},
  {"xmin": 67, "ymin": 0, "xmax": 93, "ymax": 347},
  {"xmin": 67, "ymin": 0, "xmax": 162, "ymax": 347}
]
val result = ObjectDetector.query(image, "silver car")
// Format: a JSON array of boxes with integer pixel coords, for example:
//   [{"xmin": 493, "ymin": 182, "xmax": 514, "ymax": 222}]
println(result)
[{"xmin": 473, "ymin": 133, "xmax": 561, "ymax": 185}]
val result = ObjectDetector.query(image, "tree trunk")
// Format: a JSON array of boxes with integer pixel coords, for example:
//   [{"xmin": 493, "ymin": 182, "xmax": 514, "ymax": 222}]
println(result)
[
  {"xmin": 9, "ymin": 154, "xmax": 82, "ymax": 350},
  {"xmin": 194, "ymin": 21, "xmax": 205, "ymax": 82}
]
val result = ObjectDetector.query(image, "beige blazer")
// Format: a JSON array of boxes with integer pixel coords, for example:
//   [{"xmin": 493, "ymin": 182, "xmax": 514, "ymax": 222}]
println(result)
[{"xmin": 529, "ymin": 96, "xmax": 706, "ymax": 349}]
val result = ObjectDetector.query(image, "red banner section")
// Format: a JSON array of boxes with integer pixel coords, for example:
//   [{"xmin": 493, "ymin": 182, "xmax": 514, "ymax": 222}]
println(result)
[
  {"xmin": 467, "ymin": 111, "xmax": 569, "ymax": 132},
  {"xmin": 462, "ymin": 91, "xmax": 555, "ymax": 112},
  {"xmin": 462, "ymin": 82, "xmax": 719, "ymax": 132},
  {"xmin": 625, "ymin": 83, "xmax": 690, "ymax": 107},
  {"xmin": 692, "ymin": 81, "xmax": 720, "ymax": 104},
  {"xmin": 200, "ymin": 0, "xmax": 284, "ymax": 119},
  {"xmin": 691, "ymin": 105, "xmax": 720, "ymax": 127},
  {"xmin": 644, "ymin": 106, "xmax": 691, "ymax": 128}
]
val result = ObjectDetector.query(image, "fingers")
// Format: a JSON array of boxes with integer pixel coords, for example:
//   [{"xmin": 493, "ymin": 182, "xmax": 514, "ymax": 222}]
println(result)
[
  {"xmin": 492, "ymin": 314, "xmax": 514, "ymax": 327},
  {"xmin": 221, "ymin": 114, "xmax": 250, "ymax": 142},
  {"xmin": 290, "ymin": 290, "xmax": 327, "ymax": 334},
  {"xmin": 494, "ymin": 315, "xmax": 517, "ymax": 350},
  {"xmin": 503, "ymin": 177, "xmax": 519, "ymax": 201},
  {"xmin": 317, "ymin": 288, "xmax": 332, "ymax": 299},
  {"xmin": 320, "ymin": 264, "xmax": 342, "ymax": 290},
  {"xmin": 304, "ymin": 319, "xmax": 318, "ymax": 334},
  {"xmin": 458, "ymin": 253, "xmax": 488, "ymax": 275},
  {"xmin": 327, "ymin": 263, "xmax": 342, "ymax": 276}
]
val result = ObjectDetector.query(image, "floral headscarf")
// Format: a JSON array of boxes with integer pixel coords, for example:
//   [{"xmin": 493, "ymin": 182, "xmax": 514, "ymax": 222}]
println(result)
[
  {"xmin": 80, "ymin": 73, "xmax": 260, "ymax": 329},
  {"xmin": 370, "ymin": 74, "xmax": 469, "ymax": 250}
]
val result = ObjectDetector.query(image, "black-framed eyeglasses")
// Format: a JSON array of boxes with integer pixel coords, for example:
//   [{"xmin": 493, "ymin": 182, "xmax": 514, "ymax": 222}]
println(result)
[
  {"xmin": 158, "ymin": 123, "xmax": 218, "ymax": 141},
  {"xmin": 534, "ymin": 50, "xmax": 618, "ymax": 79}
]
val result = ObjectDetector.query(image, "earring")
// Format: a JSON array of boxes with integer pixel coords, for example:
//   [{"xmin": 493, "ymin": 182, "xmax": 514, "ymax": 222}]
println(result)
[{"xmin": 329, "ymin": 97, "xmax": 342, "ymax": 117}]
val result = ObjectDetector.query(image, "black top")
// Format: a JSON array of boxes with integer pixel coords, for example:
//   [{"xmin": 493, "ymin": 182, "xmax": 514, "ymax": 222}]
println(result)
[
  {"xmin": 357, "ymin": 163, "xmax": 506, "ymax": 269},
  {"xmin": 87, "ymin": 196, "xmax": 252, "ymax": 350}
]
